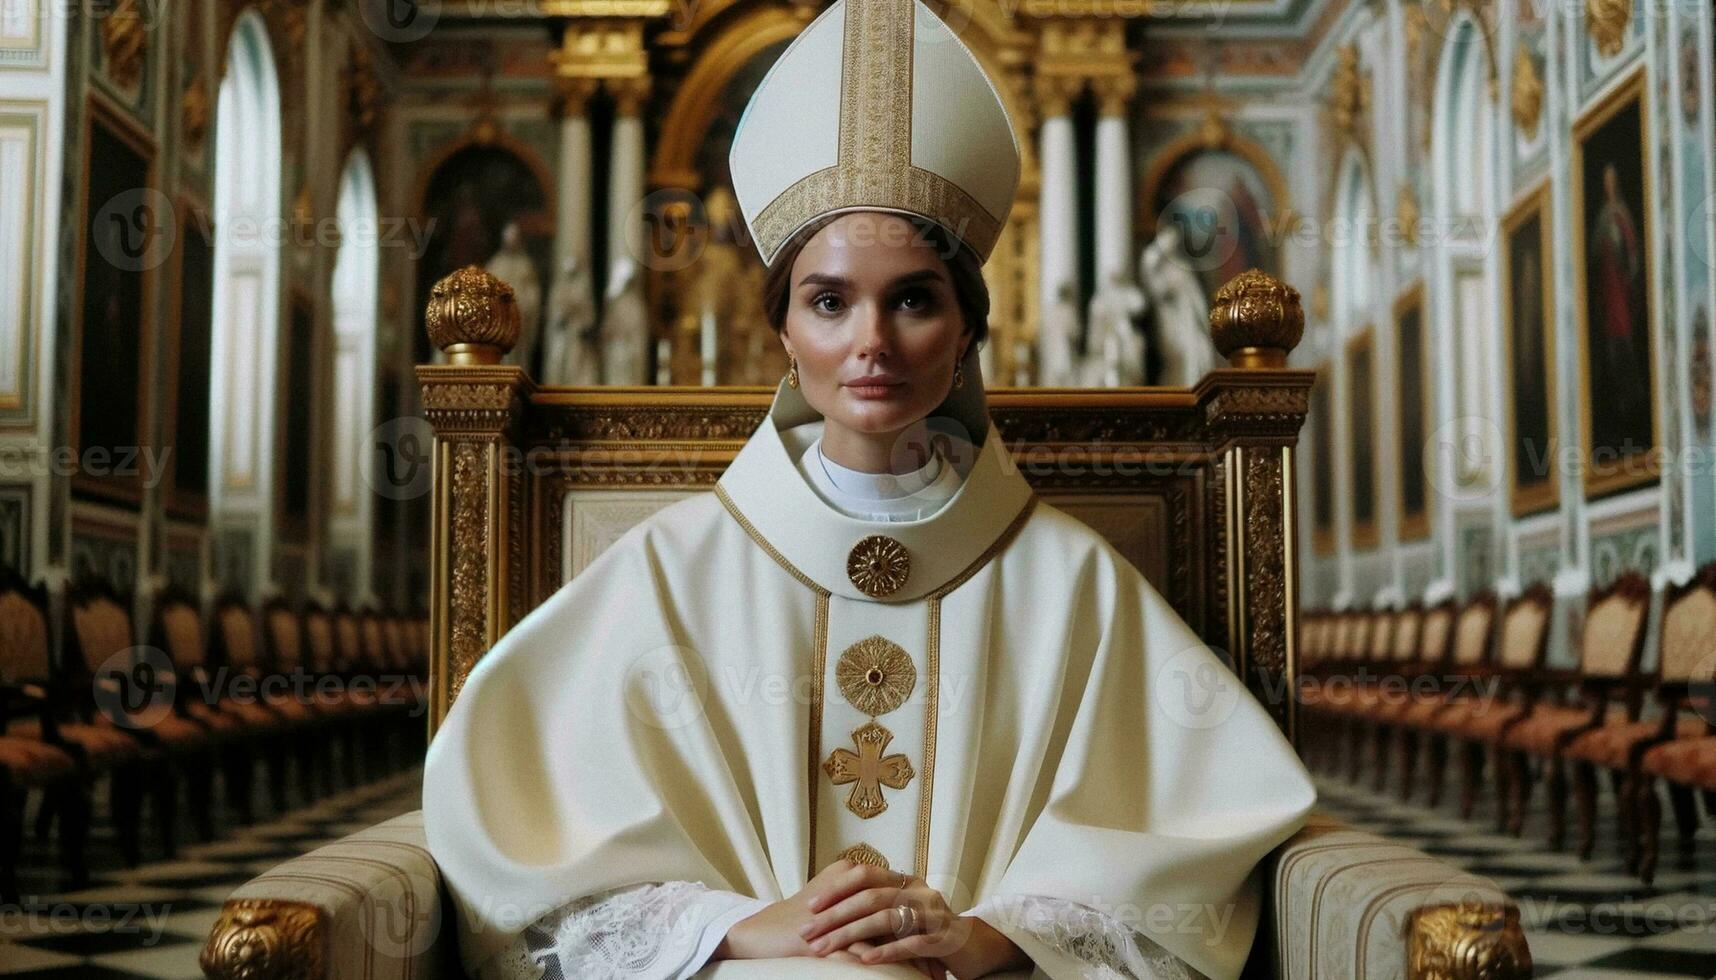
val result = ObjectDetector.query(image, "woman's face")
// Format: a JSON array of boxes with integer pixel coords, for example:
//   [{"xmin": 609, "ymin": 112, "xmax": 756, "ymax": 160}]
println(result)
[{"xmin": 779, "ymin": 212, "xmax": 970, "ymax": 439}]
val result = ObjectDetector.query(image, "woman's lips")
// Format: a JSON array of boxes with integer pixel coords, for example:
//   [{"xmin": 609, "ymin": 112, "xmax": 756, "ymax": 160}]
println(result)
[{"xmin": 845, "ymin": 379, "xmax": 904, "ymax": 399}]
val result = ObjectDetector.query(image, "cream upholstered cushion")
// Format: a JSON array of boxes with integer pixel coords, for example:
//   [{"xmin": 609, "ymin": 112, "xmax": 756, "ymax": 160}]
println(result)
[
  {"xmin": 206, "ymin": 810, "xmax": 454, "ymax": 980},
  {"xmin": 1267, "ymin": 810, "xmax": 1520, "ymax": 980}
]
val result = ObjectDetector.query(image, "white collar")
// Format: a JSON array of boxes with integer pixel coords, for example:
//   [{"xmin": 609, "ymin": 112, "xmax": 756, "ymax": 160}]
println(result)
[
  {"xmin": 812, "ymin": 434, "xmax": 941, "ymax": 498},
  {"xmin": 796, "ymin": 433, "xmax": 962, "ymax": 521},
  {"xmin": 715, "ymin": 379, "xmax": 1036, "ymax": 604}
]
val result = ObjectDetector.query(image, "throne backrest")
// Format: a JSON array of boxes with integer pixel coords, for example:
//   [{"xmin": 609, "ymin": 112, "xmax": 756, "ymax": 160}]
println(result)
[{"xmin": 418, "ymin": 268, "xmax": 1311, "ymax": 742}]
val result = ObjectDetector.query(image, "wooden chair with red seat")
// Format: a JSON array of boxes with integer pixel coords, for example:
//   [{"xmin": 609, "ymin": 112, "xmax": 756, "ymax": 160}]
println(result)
[
  {"xmin": 1320, "ymin": 607, "xmax": 1396, "ymax": 787},
  {"xmin": 1423, "ymin": 586, "xmax": 1548, "ymax": 825},
  {"xmin": 330, "ymin": 607, "xmax": 379, "ymax": 786},
  {"xmin": 65, "ymin": 579, "xmax": 231, "ymax": 859},
  {"xmin": 0, "ymin": 569, "xmax": 85, "ymax": 898},
  {"xmin": 1501, "ymin": 573, "xmax": 1652, "ymax": 852},
  {"xmin": 1333, "ymin": 609, "xmax": 1378, "ymax": 783},
  {"xmin": 1352, "ymin": 608, "xmax": 1402, "ymax": 792},
  {"xmin": 211, "ymin": 597, "xmax": 303, "ymax": 819},
  {"xmin": 357, "ymin": 609, "xmax": 406, "ymax": 776},
  {"xmin": 147, "ymin": 588, "xmax": 250, "ymax": 840},
  {"xmin": 1357, "ymin": 605, "xmax": 1426, "ymax": 798},
  {"xmin": 1319, "ymin": 610, "xmax": 1367, "ymax": 779},
  {"xmin": 302, "ymin": 603, "xmax": 370, "ymax": 796},
  {"xmin": 1389, "ymin": 597, "xmax": 1481, "ymax": 807},
  {"xmin": 1361, "ymin": 602, "xmax": 1455, "ymax": 802},
  {"xmin": 260, "ymin": 598, "xmax": 339, "ymax": 805},
  {"xmin": 24, "ymin": 584, "xmax": 156, "ymax": 867},
  {"xmin": 1294, "ymin": 611, "xmax": 1335, "ymax": 770},
  {"xmin": 1628, "ymin": 563, "xmax": 1716, "ymax": 882}
]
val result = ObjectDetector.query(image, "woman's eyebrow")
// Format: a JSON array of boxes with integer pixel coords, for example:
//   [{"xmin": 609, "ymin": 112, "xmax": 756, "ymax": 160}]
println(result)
[{"xmin": 796, "ymin": 269, "xmax": 946, "ymax": 289}]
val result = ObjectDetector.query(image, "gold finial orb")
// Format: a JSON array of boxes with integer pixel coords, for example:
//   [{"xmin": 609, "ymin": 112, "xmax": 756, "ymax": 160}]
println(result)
[
  {"xmin": 424, "ymin": 266, "xmax": 521, "ymax": 365},
  {"xmin": 1208, "ymin": 269, "xmax": 1305, "ymax": 369}
]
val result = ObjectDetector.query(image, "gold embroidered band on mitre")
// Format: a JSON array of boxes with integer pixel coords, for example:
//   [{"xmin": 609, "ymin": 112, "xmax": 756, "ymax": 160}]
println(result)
[{"xmin": 750, "ymin": 0, "xmax": 1004, "ymax": 266}]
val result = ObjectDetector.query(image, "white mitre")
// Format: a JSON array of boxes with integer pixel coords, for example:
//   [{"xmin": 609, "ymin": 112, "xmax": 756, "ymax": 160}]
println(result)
[{"xmin": 727, "ymin": 0, "xmax": 1021, "ymax": 267}]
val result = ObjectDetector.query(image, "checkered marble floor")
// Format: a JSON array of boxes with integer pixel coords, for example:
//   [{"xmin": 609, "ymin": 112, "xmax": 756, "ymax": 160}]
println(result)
[
  {"xmin": 0, "ymin": 765, "xmax": 424, "ymax": 979},
  {"xmin": 1314, "ymin": 770, "xmax": 1716, "ymax": 979}
]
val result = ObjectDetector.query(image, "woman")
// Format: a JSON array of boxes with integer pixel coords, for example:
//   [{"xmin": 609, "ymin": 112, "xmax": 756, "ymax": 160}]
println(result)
[{"xmin": 423, "ymin": 0, "xmax": 1316, "ymax": 977}]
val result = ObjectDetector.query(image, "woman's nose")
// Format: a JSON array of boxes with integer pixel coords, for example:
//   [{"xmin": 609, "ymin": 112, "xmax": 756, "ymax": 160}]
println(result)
[{"xmin": 853, "ymin": 301, "xmax": 892, "ymax": 357}]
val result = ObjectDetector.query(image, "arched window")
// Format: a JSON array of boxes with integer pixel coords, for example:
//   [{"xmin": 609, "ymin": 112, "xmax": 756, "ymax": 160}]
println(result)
[
  {"xmin": 1331, "ymin": 153, "xmax": 1374, "ymax": 334},
  {"xmin": 1330, "ymin": 151, "xmax": 1379, "ymax": 560},
  {"xmin": 328, "ymin": 150, "xmax": 379, "ymax": 598},
  {"xmin": 1432, "ymin": 17, "xmax": 1499, "ymax": 493},
  {"xmin": 208, "ymin": 11, "xmax": 283, "ymax": 592}
]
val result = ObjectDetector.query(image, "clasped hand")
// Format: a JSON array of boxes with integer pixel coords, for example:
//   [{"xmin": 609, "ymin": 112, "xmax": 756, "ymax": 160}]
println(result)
[{"xmin": 714, "ymin": 859, "xmax": 1028, "ymax": 979}]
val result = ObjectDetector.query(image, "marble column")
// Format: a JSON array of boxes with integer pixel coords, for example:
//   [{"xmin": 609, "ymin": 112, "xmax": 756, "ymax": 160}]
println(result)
[
  {"xmin": 603, "ymin": 76, "xmax": 652, "ymax": 384},
  {"xmin": 552, "ymin": 77, "xmax": 598, "ymax": 277},
  {"xmin": 1035, "ymin": 76, "xmax": 1080, "ymax": 383},
  {"xmin": 1092, "ymin": 75, "xmax": 1137, "ymax": 290}
]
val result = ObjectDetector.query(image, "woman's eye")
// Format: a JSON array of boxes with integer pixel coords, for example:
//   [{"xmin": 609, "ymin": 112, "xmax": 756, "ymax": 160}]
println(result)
[
  {"xmin": 812, "ymin": 292, "xmax": 843, "ymax": 314},
  {"xmin": 897, "ymin": 288, "xmax": 934, "ymax": 311}
]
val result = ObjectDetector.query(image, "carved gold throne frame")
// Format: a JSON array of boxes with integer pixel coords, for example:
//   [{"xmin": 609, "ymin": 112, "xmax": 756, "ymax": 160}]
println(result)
[{"xmin": 200, "ymin": 269, "xmax": 1530, "ymax": 980}]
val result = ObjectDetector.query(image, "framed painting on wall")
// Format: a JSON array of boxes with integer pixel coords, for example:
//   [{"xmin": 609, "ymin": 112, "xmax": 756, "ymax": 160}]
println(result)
[
  {"xmin": 1311, "ymin": 360, "xmax": 1336, "ymax": 556},
  {"xmin": 1347, "ymin": 329, "xmax": 1380, "ymax": 550},
  {"xmin": 1574, "ymin": 68, "xmax": 1657, "ymax": 499},
  {"xmin": 1141, "ymin": 135, "xmax": 1288, "ymax": 300},
  {"xmin": 278, "ymin": 289, "xmax": 316, "ymax": 543},
  {"xmin": 71, "ymin": 95, "xmax": 159, "ymax": 509},
  {"xmin": 1394, "ymin": 284, "xmax": 1431, "ymax": 541},
  {"xmin": 165, "ymin": 198, "xmax": 214, "ymax": 522},
  {"xmin": 1502, "ymin": 184, "xmax": 1560, "ymax": 517}
]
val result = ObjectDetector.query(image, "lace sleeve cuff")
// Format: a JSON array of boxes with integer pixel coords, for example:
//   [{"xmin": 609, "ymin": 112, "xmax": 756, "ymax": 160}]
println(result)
[
  {"xmin": 476, "ymin": 881, "xmax": 768, "ymax": 980},
  {"xmin": 966, "ymin": 894, "xmax": 1207, "ymax": 980}
]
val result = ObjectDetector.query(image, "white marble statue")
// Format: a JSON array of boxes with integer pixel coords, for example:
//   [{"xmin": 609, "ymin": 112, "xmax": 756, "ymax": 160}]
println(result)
[
  {"xmin": 542, "ymin": 255, "xmax": 599, "ymax": 385},
  {"xmin": 1037, "ymin": 280, "xmax": 1082, "ymax": 386},
  {"xmin": 1084, "ymin": 274, "xmax": 1148, "ymax": 387},
  {"xmin": 484, "ymin": 221, "xmax": 542, "ymax": 374},
  {"xmin": 600, "ymin": 256, "xmax": 650, "ymax": 385},
  {"xmin": 1139, "ymin": 224, "xmax": 1217, "ymax": 386}
]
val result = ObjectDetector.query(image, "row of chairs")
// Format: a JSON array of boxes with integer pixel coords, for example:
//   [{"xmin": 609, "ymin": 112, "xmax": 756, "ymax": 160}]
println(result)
[
  {"xmin": 0, "ymin": 566, "xmax": 429, "ymax": 900},
  {"xmin": 1299, "ymin": 562, "xmax": 1716, "ymax": 884}
]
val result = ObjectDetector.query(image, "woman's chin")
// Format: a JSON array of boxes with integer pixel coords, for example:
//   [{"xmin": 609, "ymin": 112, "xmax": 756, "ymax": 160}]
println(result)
[{"xmin": 829, "ymin": 399, "xmax": 930, "ymax": 435}]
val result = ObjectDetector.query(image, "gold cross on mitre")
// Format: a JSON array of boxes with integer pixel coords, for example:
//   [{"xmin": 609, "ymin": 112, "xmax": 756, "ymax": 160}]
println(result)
[{"xmin": 823, "ymin": 720, "xmax": 915, "ymax": 819}]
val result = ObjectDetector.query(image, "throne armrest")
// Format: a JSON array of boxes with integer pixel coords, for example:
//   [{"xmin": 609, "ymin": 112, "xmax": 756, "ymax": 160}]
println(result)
[
  {"xmin": 200, "ymin": 809, "xmax": 453, "ymax": 980},
  {"xmin": 1261, "ymin": 810, "xmax": 1533, "ymax": 980}
]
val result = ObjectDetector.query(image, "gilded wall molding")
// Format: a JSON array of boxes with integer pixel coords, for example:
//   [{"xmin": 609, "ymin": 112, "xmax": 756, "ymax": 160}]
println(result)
[
  {"xmin": 1511, "ymin": 46, "xmax": 1544, "ymax": 138},
  {"xmin": 1584, "ymin": 0, "xmax": 1630, "ymax": 59},
  {"xmin": 199, "ymin": 899, "xmax": 327, "ymax": 980},
  {"xmin": 97, "ymin": 0, "xmax": 147, "ymax": 91}
]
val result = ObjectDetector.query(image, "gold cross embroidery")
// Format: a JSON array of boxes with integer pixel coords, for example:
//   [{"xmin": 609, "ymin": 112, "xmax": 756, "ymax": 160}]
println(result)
[{"xmin": 823, "ymin": 720, "xmax": 915, "ymax": 819}]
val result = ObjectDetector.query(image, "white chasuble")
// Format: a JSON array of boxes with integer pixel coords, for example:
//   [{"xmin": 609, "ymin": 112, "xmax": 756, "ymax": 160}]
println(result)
[{"xmin": 423, "ymin": 354, "xmax": 1318, "ymax": 980}]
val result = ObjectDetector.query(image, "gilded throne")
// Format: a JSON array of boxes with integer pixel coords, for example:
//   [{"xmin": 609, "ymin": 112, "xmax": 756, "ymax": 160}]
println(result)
[{"xmin": 199, "ymin": 269, "xmax": 1532, "ymax": 980}]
